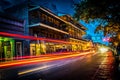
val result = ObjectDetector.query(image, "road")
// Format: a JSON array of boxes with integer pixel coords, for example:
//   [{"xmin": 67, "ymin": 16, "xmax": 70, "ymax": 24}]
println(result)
[{"xmin": 0, "ymin": 51, "xmax": 117, "ymax": 80}]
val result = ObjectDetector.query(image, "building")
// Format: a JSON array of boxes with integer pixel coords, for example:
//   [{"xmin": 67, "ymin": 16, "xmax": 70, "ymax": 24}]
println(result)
[
  {"xmin": 0, "ymin": 4, "xmax": 91, "ymax": 61},
  {"xmin": 28, "ymin": 6, "xmax": 89, "ymax": 56},
  {"xmin": 29, "ymin": 6, "xmax": 70, "ymax": 55},
  {"xmin": 59, "ymin": 15, "xmax": 89, "ymax": 51},
  {"xmin": 0, "ymin": 1, "xmax": 93, "ymax": 61},
  {"xmin": 0, "ymin": 13, "xmax": 25, "ymax": 61}
]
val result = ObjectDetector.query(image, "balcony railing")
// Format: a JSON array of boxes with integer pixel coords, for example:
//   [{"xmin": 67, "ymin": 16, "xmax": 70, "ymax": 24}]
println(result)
[{"xmin": 29, "ymin": 18, "xmax": 67, "ymax": 32}]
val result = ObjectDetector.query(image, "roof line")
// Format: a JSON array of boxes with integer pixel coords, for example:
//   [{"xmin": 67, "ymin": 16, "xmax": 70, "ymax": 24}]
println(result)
[{"xmin": 29, "ymin": 6, "xmax": 85, "ymax": 31}]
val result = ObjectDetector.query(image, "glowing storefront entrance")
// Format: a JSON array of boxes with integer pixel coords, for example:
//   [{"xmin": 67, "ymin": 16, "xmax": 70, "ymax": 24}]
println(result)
[
  {"xmin": 46, "ymin": 42, "xmax": 71, "ymax": 53},
  {"xmin": 0, "ymin": 37, "xmax": 15, "ymax": 61},
  {"xmin": 30, "ymin": 40, "xmax": 46, "ymax": 56}
]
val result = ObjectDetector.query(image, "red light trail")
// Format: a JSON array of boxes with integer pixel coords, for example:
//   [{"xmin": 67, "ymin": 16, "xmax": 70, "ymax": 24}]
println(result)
[
  {"xmin": 0, "ymin": 51, "xmax": 94, "ymax": 68},
  {"xmin": 0, "ymin": 32, "xmax": 76, "ymax": 44}
]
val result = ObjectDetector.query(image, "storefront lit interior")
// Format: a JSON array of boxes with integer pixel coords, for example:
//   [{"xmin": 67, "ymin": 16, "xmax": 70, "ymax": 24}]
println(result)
[
  {"xmin": 29, "ymin": 25, "xmax": 69, "ymax": 55},
  {"xmin": 30, "ymin": 40, "xmax": 46, "ymax": 56},
  {"xmin": 0, "ymin": 37, "xmax": 15, "ymax": 61},
  {"xmin": 30, "ymin": 40, "xmax": 72, "ymax": 55},
  {"xmin": 0, "ymin": 37, "xmax": 23, "ymax": 61}
]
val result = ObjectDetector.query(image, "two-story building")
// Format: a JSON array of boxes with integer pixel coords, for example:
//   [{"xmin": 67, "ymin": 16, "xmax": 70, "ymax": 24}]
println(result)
[
  {"xmin": 28, "ymin": 6, "xmax": 89, "ymax": 55},
  {"xmin": 29, "ymin": 6, "xmax": 70, "ymax": 55}
]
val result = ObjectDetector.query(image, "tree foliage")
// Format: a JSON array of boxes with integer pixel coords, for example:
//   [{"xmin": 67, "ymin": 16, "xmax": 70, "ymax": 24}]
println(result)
[{"xmin": 74, "ymin": 0, "xmax": 120, "ymax": 46}]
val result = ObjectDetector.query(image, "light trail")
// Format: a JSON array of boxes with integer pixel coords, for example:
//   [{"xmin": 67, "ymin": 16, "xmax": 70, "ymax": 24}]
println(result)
[
  {"xmin": 0, "ymin": 52, "xmax": 94, "ymax": 68},
  {"xmin": 0, "ymin": 32, "xmax": 78, "ymax": 44},
  {"xmin": 18, "ymin": 64, "xmax": 54, "ymax": 75},
  {"xmin": 0, "ymin": 52, "xmax": 79, "ymax": 61},
  {"xmin": 18, "ymin": 56, "xmax": 85, "ymax": 75}
]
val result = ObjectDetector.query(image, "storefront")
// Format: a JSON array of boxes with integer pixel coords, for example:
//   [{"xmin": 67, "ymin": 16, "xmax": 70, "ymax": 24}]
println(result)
[
  {"xmin": 15, "ymin": 40, "xmax": 23, "ymax": 57},
  {"xmin": 0, "ymin": 36, "xmax": 24, "ymax": 61},
  {"xmin": 0, "ymin": 13, "xmax": 25, "ymax": 61},
  {"xmin": 46, "ymin": 42, "xmax": 56, "ymax": 53},
  {"xmin": 30, "ymin": 40, "xmax": 46, "ymax": 56},
  {"xmin": 0, "ymin": 37, "xmax": 15, "ymax": 61},
  {"xmin": 46, "ymin": 42, "xmax": 70, "ymax": 53},
  {"xmin": 30, "ymin": 41, "xmax": 71, "ymax": 55},
  {"xmin": 69, "ymin": 38, "xmax": 81, "ymax": 51}
]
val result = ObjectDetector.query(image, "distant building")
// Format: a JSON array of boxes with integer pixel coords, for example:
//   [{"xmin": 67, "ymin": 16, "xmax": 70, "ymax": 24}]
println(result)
[{"xmin": 59, "ymin": 15, "xmax": 89, "ymax": 50}]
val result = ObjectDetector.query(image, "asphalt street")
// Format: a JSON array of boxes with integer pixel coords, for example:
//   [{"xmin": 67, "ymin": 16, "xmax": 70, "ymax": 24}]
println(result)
[{"xmin": 0, "ymin": 51, "xmax": 117, "ymax": 80}]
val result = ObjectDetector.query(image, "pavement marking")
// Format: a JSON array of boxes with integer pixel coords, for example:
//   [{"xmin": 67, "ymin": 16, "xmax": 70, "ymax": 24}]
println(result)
[{"xmin": 18, "ymin": 64, "xmax": 55, "ymax": 75}]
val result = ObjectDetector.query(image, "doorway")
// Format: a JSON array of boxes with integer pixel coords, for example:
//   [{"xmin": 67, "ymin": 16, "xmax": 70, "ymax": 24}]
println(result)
[
  {"xmin": 16, "ymin": 42, "xmax": 22, "ymax": 57},
  {"xmin": 0, "ymin": 37, "xmax": 15, "ymax": 61},
  {"xmin": 30, "ymin": 43, "xmax": 36, "ymax": 56}
]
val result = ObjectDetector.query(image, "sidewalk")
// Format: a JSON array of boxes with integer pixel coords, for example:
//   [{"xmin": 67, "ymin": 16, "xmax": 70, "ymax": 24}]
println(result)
[{"xmin": 92, "ymin": 51, "xmax": 117, "ymax": 80}]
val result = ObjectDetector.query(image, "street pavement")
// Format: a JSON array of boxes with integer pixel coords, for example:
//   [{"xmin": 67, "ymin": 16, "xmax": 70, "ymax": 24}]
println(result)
[{"xmin": 0, "ymin": 51, "xmax": 119, "ymax": 80}]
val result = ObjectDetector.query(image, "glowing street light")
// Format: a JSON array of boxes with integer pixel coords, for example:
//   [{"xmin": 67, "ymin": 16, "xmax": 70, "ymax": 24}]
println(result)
[{"xmin": 102, "ymin": 37, "xmax": 110, "ymax": 42}]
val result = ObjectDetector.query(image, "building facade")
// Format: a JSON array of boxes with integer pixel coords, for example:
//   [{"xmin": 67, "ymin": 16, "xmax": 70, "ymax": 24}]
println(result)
[
  {"xmin": 0, "ymin": 13, "xmax": 25, "ymax": 61},
  {"xmin": 60, "ymin": 15, "xmax": 90, "ymax": 51},
  {"xmin": 28, "ymin": 6, "xmax": 90, "ymax": 56},
  {"xmin": 0, "ymin": 1, "xmax": 94, "ymax": 62},
  {"xmin": 29, "ymin": 6, "xmax": 70, "ymax": 55},
  {"xmin": 0, "ymin": 4, "xmax": 92, "ymax": 61}
]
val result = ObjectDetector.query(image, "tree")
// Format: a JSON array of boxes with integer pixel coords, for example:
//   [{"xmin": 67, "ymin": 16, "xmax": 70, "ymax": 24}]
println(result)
[{"xmin": 73, "ymin": 0, "xmax": 120, "ymax": 46}]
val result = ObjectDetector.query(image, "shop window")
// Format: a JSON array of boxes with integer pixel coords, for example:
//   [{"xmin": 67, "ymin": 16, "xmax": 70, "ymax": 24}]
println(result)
[{"xmin": 0, "ymin": 37, "xmax": 15, "ymax": 61}]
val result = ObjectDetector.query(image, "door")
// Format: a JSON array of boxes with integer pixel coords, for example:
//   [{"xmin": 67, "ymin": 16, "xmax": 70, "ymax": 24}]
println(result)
[
  {"xmin": 16, "ymin": 42, "xmax": 22, "ymax": 57},
  {"xmin": 0, "ymin": 41, "xmax": 4, "ymax": 61},
  {"xmin": 30, "ymin": 43, "xmax": 36, "ymax": 56}
]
